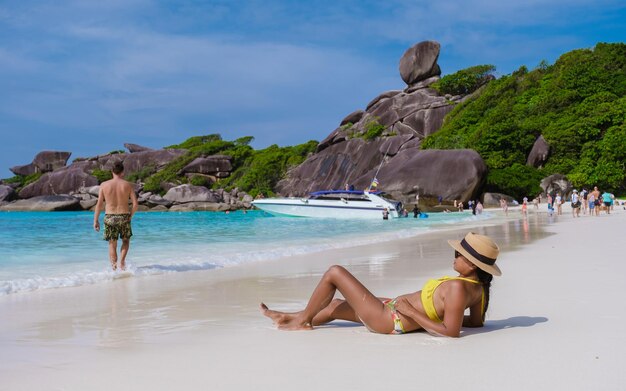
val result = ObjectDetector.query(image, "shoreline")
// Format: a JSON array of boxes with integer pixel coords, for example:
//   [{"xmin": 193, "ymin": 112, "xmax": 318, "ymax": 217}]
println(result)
[{"xmin": 1, "ymin": 206, "xmax": 625, "ymax": 390}]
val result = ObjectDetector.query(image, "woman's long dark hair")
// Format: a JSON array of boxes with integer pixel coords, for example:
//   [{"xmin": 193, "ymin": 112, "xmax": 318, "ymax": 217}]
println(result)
[{"xmin": 476, "ymin": 268, "xmax": 493, "ymax": 321}]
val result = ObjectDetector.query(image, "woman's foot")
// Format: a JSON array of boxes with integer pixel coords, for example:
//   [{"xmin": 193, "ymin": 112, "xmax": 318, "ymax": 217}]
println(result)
[{"xmin": 260, "ymin": 303, "xmax": 313, "ymax": 330}]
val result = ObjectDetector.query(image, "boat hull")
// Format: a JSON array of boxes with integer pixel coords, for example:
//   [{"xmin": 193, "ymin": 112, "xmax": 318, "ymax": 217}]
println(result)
[{"xmin": 252, "ymin": 198, "xmax": 399, "ymax": 219}]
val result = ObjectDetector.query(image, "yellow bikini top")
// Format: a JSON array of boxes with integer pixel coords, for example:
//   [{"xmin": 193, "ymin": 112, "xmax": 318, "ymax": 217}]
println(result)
[{"xmin": 420, "ymin": 276, "xmax": 484, "ymax": 323}]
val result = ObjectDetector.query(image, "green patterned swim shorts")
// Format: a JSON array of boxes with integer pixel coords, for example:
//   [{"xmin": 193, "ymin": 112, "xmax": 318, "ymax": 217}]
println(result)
[{"xmin": 103, "ymin": 214, "xmax": 133, "ymax": 241}]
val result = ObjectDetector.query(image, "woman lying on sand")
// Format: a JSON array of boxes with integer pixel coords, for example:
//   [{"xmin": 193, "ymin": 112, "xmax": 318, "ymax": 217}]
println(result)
[{"xmin": 261, "ymin": 232, "xmax": 501, "ymax": 337}]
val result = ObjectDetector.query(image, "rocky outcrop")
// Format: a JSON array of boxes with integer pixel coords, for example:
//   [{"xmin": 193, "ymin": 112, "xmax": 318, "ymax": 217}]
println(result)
[
  {"xmin": 10, "ymin": 151, "xmax": 71, "ymax": 176},
  {"xmin": 527, "ymin": 136, "xmax": 550, "ymax": 168},
  {"xmin": 100, "ymin": 149, "xmax": 187, "ymax": 174},
  {"xmin": 277, "ymin": 40, "xmax": 482, "ymax": 205},
  {"xmin": 399, "ymin": 41, "xmax": 441, "ymax": 86},
  {"xmin": 3, "ymin": 144, "xmax": 256, "ymax": 211},
  {"xmin": 124, "ymin": 143, "xmax": 154, "ymax": 153},
  {"xmin": 316, "ymin": 90, "xmax": 454, "ymax": 155},
  {"xmin": 0, "ymin": 195, "xmax": 81, "ymax": 211}
]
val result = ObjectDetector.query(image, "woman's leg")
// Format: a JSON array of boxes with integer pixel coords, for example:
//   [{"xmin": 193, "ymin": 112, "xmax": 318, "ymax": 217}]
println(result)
[{"xmin": 261, "ymin": 265, "xmax": 392, "ymax": 332}]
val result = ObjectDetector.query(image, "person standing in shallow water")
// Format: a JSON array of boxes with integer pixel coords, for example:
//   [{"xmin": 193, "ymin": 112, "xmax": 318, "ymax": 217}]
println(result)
[
  {"xmin": 93, "ymin": 161, "xmax": 139, "ymax": 271},
  {"xmin": 261, "ymin": 232, "xmax": 501, "ymax": 337}
]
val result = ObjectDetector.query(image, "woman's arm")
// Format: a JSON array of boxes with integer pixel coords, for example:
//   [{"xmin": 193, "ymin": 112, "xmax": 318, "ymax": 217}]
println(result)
[
  {"xmin": 463, "ymin": 300, "xmax": 484, "ymax": 328},
  {"xmin": 394, "ymin": 281, "xmax": 468, "ymax": 337}
]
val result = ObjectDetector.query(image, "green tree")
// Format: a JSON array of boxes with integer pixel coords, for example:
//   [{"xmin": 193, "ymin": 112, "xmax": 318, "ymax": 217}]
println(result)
[{"xmin": 431, "ymin": 64, "xmax": 496, "ymax": 95}]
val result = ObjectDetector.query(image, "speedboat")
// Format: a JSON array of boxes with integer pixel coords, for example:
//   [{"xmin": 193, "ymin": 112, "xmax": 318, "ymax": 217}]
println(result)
[{"xmin": 251, "ymin": 190, "xmax": 403, "ymax": 219}]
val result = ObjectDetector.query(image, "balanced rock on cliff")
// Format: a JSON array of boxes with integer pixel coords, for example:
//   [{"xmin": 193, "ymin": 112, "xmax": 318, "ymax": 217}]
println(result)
[
  {"xmin": 277, "ymin": 40, "xmax": 486, "ymax": 205},
  {"xmin": 399, "ymin": 41, "xmax": 442, "ymax": 86}
]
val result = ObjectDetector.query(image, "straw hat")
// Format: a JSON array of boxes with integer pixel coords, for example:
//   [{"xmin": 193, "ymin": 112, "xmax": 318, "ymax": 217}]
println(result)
[{"xmin": 448, "ymin": 232, "xmax": 502, "ymax": 276}]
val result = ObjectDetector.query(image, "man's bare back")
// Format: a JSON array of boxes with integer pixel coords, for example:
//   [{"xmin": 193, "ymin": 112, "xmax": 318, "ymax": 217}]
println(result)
[{"xmin": 98, "ymin": 178, "xmax": 137, "ymax": 215}]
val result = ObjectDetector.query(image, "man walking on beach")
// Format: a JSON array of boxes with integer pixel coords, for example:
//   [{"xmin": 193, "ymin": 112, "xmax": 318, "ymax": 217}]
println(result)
[{"xmin": 93, "ymin": 161, "xmax": 139, "ymax": 271}]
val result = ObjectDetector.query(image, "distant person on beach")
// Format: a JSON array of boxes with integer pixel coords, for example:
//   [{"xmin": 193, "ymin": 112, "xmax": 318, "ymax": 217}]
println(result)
[
  {"xmin": 382, "ymin": 208, "xmax": 389, "ymax": 220},
  {"xmin": 413, "ymin": 205, "xmax": 420, "ymax": 218},
  {"xmin": 588, "ymin": 193, "xmax": 596, "ymax": 216},
  {"xmin": 476, "ymin": 201, "xmax": 483, "ymax": 215},
  {"xmin": 500, "ymin": 198, "xmax": 508, "ymax": 216},
  {"xmin": 601, "ymin": 191, "xmax": 612, "ymax": 214},
  {"xmin": 457, "ymin": 201, "xmax": 464, "ymax": 212},
  {"xmin": 555, "ymin": 193, "xmax": 562, "ymax": 215},
  {"xmin": 591, "ymin": 186, "xmax": 601, "ymax": 216},
  {"xmin": 93, "ymin": 161, "xmax": 139, "ymax": 271},
  {"xmin": 571, "ymin": 190, "xmax": 580, "ymax": 217},
  {"xmin": 521, "ymin": 199, "xmax": 528, "ymax": 216},
  {"xmin": 261, "ymin": 232, "xmax": 501, "ymax": 337}
]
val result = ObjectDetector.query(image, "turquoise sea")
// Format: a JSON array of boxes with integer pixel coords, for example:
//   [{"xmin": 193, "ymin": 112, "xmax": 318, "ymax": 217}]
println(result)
[{"xmin": 0, "ymin": 210, "xmax": 494, "ymax": 295}]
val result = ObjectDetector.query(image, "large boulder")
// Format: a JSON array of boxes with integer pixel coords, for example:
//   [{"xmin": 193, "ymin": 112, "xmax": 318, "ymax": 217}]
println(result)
[
  {"xmin": 339, "ymin": 110, "xmax": 365, "ymax": 126},
  {"xmin": 145, "ymin": 194, "xmax": 173, "ymax": 208},
  {"xmin": 527, "ymin": 135, "xmax": 550, "ymax": 168},
  {"xmin": 483, "ymin": 192, "xmax": 516, "ymax": 207},
  {"xmin": 0, "ymin": 195, "xmax": 81, "ymax": 211},
  {"xmin": 358, "ymin": 149, "xmax": 487, "ymax": 206},
  {"xmin": 33, "ymin": 151, "xmax": 72, "ymax": 173},
  {"xmin": 540, "ymin": 174, "xmax": 571, "ymax": 196},
  {"xmin": 163, "ymin": 185, "xmax": 221, "ymax": 204},
  {"xmin": 9, "ymin": 163, "xmax": 38, "ymax": 176},
  {"xmin": 0, "ymin": 185, "xmax": 16, "ymax": 202},
  {"xmin": 181, "ymin": 155, "xmax": 232, "ymax": 177},
  {"xmin": 399, "ymin": 41, "xmax": 441, "ymax": 86},
  {"xmin": 18, "ymin": 164, "xmax": 99, "ymax": 198}
]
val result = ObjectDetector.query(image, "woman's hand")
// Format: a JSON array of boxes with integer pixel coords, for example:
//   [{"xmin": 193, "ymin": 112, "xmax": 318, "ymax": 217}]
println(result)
[{"xmin": 393, "ymin": 297, "xmax": 414, "ymax": 315}]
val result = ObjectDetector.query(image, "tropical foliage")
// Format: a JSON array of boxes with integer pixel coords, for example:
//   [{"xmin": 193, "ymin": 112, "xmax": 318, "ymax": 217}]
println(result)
[
  {"xmin": 431, "ymin": 64, "xmax": 496, "ymax": 96},
  {"xmin": 422, "ymin": 43, "xmax": 626, "ymax": 198},
  {"xmin": 143, "ymin": 134, "xmax": 317, "ymax": 196}
]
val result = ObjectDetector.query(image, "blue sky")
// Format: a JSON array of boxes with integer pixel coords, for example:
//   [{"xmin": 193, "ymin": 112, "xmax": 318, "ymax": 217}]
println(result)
[{"xmin": 1, "ymin": 0, "xmax": 625, "ymax": 178}]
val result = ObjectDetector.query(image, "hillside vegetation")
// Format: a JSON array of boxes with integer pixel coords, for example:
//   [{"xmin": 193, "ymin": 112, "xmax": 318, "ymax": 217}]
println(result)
[
  {"xmin": 144, "ymin": 134, "xmax": 318, "ymax": 197},
  {"xmin": 422, "ymin": 43, "xmax": 626, "ymax": 198}
]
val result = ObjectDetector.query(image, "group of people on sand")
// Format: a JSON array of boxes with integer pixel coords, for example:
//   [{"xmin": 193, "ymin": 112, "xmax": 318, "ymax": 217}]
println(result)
[
  {"xmin": 571, "ymin": 186, "xmax": 616, "ymax": 217},
  {"xmin": 519, "ymin": 186, "xmax": 617, "ymax": 219}
]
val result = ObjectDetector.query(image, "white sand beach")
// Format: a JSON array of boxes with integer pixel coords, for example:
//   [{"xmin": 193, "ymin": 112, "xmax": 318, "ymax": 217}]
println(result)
[{"xmin": 1, "ymin": 204, "xmax": 625, "ymax": 391}]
